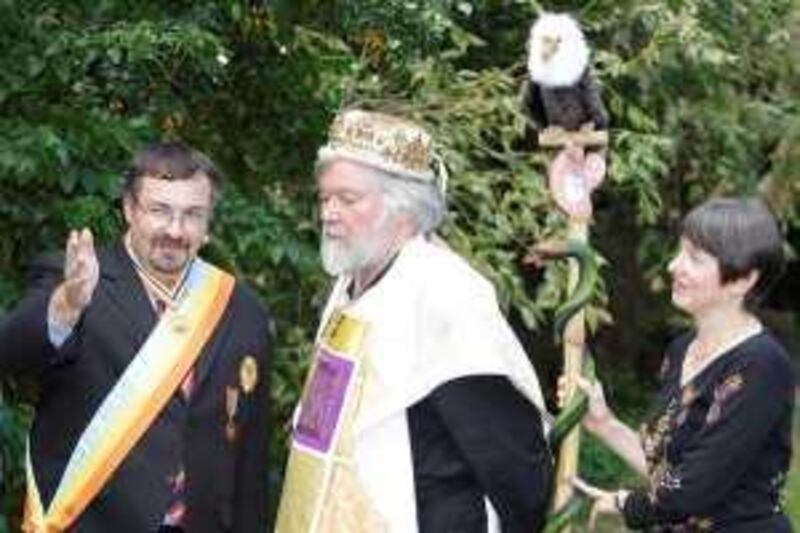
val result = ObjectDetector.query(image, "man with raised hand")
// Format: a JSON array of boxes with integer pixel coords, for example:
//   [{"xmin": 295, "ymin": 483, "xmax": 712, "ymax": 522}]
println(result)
[{"xmin": 0, "ymin": 141, "xmax": 271, "ymax": 532}]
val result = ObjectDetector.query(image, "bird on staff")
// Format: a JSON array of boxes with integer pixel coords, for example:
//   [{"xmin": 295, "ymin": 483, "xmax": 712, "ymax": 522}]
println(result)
[{"xmin": 521, "ymin": 12, "xmax": 609, "ymax": 139}]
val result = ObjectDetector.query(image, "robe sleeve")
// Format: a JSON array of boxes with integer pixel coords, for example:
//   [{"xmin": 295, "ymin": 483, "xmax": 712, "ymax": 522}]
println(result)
[{"xmin": 428, "ymin": 375, "xmax": 553, "ymax": 533}]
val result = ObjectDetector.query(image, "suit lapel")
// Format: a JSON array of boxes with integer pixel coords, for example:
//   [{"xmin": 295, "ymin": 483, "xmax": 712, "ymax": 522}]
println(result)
[
  {"xmin": 99, "ymin": 241, "xmax": 234, "ymax": 402},
  {"xmin": 99, "ymin": 242, "xmax": 158, "ymax": 349}
]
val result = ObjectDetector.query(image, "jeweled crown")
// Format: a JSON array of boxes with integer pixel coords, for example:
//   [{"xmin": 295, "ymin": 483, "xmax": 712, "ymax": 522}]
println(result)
[{"xmin": 317, "ymin": 109, "xmax": 435, "ymax": 182}]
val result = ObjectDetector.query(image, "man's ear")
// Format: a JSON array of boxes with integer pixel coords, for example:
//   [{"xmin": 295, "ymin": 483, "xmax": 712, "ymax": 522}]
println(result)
[
  {"xmin": 393, "ymin": 211, "xmax": 418, "ymax": 240},
  {"xmin": 122, "ymin": 195, "xmax": 134, "ymax": 225}
]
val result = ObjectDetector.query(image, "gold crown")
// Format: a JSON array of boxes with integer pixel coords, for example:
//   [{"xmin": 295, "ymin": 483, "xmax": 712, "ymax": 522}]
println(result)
[{"xmin": 318, "ymin": 109, "xmax": 435, "ymax": 182}]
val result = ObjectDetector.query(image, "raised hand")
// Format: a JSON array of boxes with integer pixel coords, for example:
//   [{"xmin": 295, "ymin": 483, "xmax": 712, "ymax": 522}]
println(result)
[{"xmin": 49, "ymin": 229, "xmax": 100, "ymax": 327}]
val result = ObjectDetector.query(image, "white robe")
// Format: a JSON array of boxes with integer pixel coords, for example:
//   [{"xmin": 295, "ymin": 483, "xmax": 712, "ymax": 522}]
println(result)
[{"xmin": 315, "ymin": 235, "xmax": 548, "ymax": 532}]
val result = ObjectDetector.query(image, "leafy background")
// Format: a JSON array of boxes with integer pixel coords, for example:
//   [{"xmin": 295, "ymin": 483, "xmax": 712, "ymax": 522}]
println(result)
[{"xmin": 1, "ymin": 0, "xmax": 798, "ymax": 530}]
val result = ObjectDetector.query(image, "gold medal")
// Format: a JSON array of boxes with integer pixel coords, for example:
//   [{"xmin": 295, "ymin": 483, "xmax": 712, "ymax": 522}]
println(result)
[
  {"xmin": 169, "ymin": 309, "xmax": 190, "ymax": 334},
  {"xmin": 239, "ymin": 355, "xmax": 258, "ymax": 394}
]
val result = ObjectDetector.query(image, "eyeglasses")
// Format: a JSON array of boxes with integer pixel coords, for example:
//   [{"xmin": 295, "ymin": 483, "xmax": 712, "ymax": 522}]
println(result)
[{"xmin": 135, "ymin": 201, "xmax": 210, "ymax": 229}]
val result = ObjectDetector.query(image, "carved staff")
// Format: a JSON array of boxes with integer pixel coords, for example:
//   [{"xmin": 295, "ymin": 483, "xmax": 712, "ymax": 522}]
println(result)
[
  {"xmin": 547, "ymin": 144, "xmax": 605, "ymax": 532},
  {"xmin": 521, "ymin": 11, "xmax": 610, "ymax": 530}
]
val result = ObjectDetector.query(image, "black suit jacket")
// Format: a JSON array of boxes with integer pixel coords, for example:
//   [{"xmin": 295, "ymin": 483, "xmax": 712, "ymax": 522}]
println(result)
[{"xmin": 0, "ymin": 242, "xmax": 272, "ymax": 532}]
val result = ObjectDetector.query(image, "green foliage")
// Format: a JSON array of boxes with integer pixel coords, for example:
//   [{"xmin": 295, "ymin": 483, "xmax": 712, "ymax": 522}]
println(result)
[
  {"xmin": 1, "ymin": 0, "xmax": 798, "ymax": 527},
  {"xmin": 786, "ymin": 402, "xmax": 800, "ymax": 527},
  {"xmin": 0, "ymin": 398, "xmax": 30, "ymax": 532},
  {"xmin": 761, "ymin": 115, "xmax": 800, "ymax": 226}
]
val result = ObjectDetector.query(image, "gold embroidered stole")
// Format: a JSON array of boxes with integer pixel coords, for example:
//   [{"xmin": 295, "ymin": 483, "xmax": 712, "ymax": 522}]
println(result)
[
  {"xmin": 23, "ymin": 259, "xmax": 235, "ymax": 533},
  {"xmin": 276, "ymin": 310, "xmax": 387, "ymax": 533}
]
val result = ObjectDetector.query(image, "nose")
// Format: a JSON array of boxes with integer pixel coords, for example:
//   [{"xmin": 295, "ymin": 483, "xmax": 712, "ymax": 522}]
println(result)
[
  {"xmin": 320, "ymin": 197, "xmax": 340, "ymax": 224},
  {"xmin": 667, "ymin": 252, "xmax": 682, "ymax": 275},
  {"xmin": 164, "ymin": 214, "xmax": 185, "ymax": 237}
]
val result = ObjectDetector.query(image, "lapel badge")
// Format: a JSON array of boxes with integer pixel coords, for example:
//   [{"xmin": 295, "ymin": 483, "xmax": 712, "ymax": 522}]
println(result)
[
  {"xmin": 239, "ymin": 355, "xmax": 258, "ymax": 394},
  {"xmin": 225, "ymin": 385, "xmax": 240, "ymax": 442}
]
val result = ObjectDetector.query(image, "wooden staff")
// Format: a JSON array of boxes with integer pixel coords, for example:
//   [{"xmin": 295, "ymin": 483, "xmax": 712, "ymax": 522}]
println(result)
[
  {"xmin": 542, "ymin": 131, "xmax": 607, "ymax": 532},
  {"xmin": 552, "ymin": 219, "xmax": 588, "ymax": 530}
]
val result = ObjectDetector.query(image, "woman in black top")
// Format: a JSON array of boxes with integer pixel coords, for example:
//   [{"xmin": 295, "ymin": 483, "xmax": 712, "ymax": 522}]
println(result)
[{"xmin": 576, "ymin": 197, "xmax": 795, "ymax": 531}]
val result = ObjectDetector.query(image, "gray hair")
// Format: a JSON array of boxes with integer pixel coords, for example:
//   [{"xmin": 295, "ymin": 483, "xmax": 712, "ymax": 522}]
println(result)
[{"xmin": 370, "ymin": 166, "xmax": 446, "ymax": 234}]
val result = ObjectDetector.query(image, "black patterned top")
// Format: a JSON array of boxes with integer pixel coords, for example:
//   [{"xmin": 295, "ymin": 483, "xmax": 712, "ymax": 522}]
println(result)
[{"xmin": 622, "ymin": 330, "xmax": 795, "ymax": 532}]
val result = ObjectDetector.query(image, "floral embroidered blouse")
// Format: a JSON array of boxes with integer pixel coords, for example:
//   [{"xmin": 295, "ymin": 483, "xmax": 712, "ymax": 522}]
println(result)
[{"xmin": 621, "ymin": 330, "xmax": 795, "ymax": 532}]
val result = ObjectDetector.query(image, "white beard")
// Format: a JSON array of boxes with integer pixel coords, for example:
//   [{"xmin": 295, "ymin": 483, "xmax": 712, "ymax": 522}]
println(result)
[
  {"xmin": 321, "ymin": 237, "xmax": 374, "ymax": 276},
  {"xmin": 320, "ymin": 211, "xmax": 394, "ymax": 276}
]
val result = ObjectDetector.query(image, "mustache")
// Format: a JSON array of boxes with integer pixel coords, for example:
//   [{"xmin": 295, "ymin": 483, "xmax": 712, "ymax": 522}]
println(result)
[
  {"xmin": 321, "ymin": 225, "xmax": 345, "ymax": 238},
  {"xmin": 153, "ymin": 236, "xmax": 190, "ymax": 249}
]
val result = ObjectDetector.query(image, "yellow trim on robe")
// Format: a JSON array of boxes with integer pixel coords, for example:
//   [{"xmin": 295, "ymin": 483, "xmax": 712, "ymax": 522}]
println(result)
[{"xmin": 275, "ymin": 310, "xmax": 387, "ymax": 533}]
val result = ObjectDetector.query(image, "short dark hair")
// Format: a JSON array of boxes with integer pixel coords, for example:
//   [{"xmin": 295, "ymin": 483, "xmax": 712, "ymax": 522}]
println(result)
[
  {"xmin": 681, "ymin": 197, "xmax": 785, "ymax": 310},
  {"xmin": 121, "ymin": 141, "xmax": 222, "ymax": 204}
]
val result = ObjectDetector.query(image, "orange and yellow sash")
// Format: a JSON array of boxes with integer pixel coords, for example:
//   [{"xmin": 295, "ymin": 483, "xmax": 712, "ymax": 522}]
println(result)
[{"xmin": 23, "ymin": 259, "xmax": 235, "ymax": 533}]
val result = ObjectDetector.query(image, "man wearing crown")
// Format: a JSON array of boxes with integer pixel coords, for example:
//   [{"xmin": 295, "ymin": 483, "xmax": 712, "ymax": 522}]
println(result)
[{"xmin": 275, "ymin": 110, "xmax": 553, "ymax": 533}]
